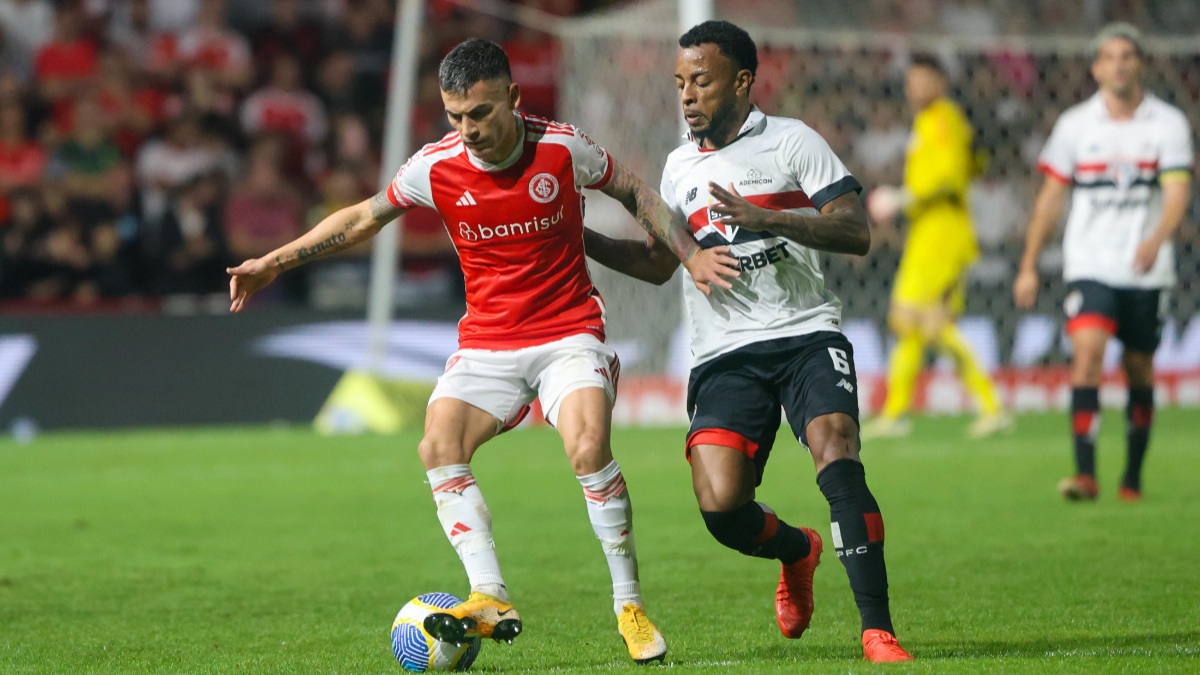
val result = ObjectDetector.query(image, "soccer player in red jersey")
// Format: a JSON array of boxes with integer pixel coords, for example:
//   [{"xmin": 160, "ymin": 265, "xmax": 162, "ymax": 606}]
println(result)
[{"xmin": 226, "ymin": 39, "xmax": 738, "ymax": 663}]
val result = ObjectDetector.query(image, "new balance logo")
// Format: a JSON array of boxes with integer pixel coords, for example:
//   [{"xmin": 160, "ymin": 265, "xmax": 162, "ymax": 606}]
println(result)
[
  {"xmin": 455, "ymin": 191, "xmax": 477, "ymax": 207},
  {"xmin": 836, "ymin": 378, "xmax": 854, "ymax": 393},
  {"xmin": 450, "ymin": 522, "xmax": 472, "ymax": 537}
]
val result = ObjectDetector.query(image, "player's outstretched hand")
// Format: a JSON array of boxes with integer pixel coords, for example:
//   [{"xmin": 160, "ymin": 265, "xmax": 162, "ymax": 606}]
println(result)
[
  {"xmin": 708, "ymin": 182, "xmax": 769, "ymax": 231},
  {"xmin": 682, "ymin": 245, "xmax": 740, "ymax": 296},
  {"xmin": 1133, "ymin": 238, "xmax": 1160, "ymax": 274},
  {"xmin": 226, "ymin": 258, "xmax": 279, "ymax": 313},
  {"xmin": 1013, "ymin": 267, "xmax": 1039, "ymax": 309}
]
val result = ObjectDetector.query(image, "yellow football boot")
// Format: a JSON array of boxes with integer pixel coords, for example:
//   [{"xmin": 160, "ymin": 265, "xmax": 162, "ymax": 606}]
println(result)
[
  {"xmin": 617, "ymin": 603, "xmax": 667, "ymax": 664},
  {"xmin": 423, "ymin": 592, "xmax": 523, "ymax": 644}
]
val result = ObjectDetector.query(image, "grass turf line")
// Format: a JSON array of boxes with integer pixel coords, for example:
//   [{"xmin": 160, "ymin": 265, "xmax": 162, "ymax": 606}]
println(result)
[{"xmin": 1, "ymin": 411, "xmax": 1198, "ymax": 674}]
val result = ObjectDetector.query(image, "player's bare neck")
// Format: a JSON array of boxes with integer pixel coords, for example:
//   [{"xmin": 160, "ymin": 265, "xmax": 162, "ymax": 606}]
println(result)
[
  {"xmin": 1102, "ymin": 87, "xmax": 1144, "ymax": 120},
  {"xmin": 702, "ymin": 103, "xmax": 752, "ymax": 151}
]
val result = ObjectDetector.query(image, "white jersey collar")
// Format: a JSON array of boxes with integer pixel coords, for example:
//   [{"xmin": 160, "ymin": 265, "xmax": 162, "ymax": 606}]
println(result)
[
  {"xmin": 686, "ymin": 105, "xmax": 767, "ymax": 149},
  {"xmin": 1089, "ymin": 90, "xmax": 1157, "ymax": 121},
  {"xmin": 466, "ymin": 112, "xmax": 526, "ymax": 172}
]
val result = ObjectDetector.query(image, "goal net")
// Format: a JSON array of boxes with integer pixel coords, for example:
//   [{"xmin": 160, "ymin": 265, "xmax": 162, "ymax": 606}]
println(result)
[{"xmin": 558, "ymin": 3, "xmax": 1200, "ymax": 424}]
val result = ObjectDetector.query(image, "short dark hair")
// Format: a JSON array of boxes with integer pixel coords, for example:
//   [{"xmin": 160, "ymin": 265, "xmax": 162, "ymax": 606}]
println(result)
[
  {"xmin": 909, "ymin": 53, "xmax": 946, "ymax": 77},
  {"xmin": 679, "ymin": 20, "xmax": 757, "ymax": 77},
  {"xmin": 438, "ymin": 38, "xmax": 512, "ymax": 94}
]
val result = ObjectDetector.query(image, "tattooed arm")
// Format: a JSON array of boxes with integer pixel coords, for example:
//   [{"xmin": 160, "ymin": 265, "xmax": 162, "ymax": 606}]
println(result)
[
  {"xmin": 583, "ymin": 229, "xmax": 681, "ymax": 285},
  {"xmin": 708, "ymin": 183, "xmax": 871, "ymax": 256},
  {"xmin": 600, "ymin": 160, "xmax": 740, "ymax": 295},
  {"xmin": 226, "ymin": 190, "xmax": 407, "ymax": 312}
]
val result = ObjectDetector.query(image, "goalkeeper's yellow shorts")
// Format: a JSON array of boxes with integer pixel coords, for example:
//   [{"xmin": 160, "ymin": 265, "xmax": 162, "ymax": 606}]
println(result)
[{"xmin": 891, "ymin": 214, "xmax": 978, "ymax": 313}]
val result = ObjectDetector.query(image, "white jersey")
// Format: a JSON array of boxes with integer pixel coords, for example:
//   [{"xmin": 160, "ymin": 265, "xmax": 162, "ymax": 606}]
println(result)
[
  {"xmin": 661, "ymin": 106, "xmax": 862, "ymax": 367},
  {"xmin": 1038, "ymin": 92, "xmax": 1194, "ymax": 289}
]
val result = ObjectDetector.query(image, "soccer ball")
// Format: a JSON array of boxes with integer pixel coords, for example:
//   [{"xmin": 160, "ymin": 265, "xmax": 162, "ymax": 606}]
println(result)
[{"xmin": 391, "ymin": 593, "xmax": 481, "ymax": 672}]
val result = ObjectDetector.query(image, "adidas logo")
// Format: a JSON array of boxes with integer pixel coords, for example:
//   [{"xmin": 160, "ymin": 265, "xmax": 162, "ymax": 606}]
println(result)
[
  {"xmin": 450, "ymin": 522, "xmax": 473, "ymax": 537},
  {"xmin": 836, "ymin": 378, "xmax": 855, "ymax": 393},
  {"xmin": 455, "ymin": 191, "xmax": 477, "ymax": 207}
]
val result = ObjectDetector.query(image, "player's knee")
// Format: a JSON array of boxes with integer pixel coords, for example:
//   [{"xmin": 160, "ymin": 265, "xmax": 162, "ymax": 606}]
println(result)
[
  {"xmin": 887, "ymin": 307, "xmax": 916, "ymax": 336},
  {"xmin": 417, "ymin": 434, "xmax": 470, "ymax": 470},
  {"xmin": 805, "ymin": 414, "xmax": 860, "ymax": 472},
  {"xmin": 700, "ymin": 505, "xmax": 755, "ymax": 553},
  {"xmin": 565, "ymin": 429, "xmax": 611, "ymax": 475}
]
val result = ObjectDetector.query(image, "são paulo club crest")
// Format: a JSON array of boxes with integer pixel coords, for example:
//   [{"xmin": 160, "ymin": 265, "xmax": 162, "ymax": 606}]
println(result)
[{"xmin": 529, "ymin": 173, "xmax": 560, "ymax": 204}]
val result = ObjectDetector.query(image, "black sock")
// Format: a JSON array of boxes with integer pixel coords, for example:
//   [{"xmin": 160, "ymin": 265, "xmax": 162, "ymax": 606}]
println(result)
[
  {"xmin": 1071, "ymin": 387, "xmax": 1100, "ymax": 477},
  {"xmin": 816, "ymin": 458, "xmax": 893, "ymax": 635},
  {"xmin": 701, "ymin": 501, "xmax": 811, "ymax": 565},
  {"xmin": 1123, "ymin": 387, "xmax": 1153, "ymax": 491}
]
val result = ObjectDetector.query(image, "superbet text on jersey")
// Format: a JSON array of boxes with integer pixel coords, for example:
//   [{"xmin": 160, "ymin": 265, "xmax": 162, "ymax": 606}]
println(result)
[
  {"xmin": 661, "ymin": 106, "xmax": 863, "ymax": 367},
  {"xmin": 386, "ymin": 113, "xmax": 615, "ymax": 350}
]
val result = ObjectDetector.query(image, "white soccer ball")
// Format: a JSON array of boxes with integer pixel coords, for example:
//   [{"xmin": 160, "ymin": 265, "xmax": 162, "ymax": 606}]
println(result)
[{"xmin": 391, "ymin": 593, "xmax": 482, "ymax": 672}]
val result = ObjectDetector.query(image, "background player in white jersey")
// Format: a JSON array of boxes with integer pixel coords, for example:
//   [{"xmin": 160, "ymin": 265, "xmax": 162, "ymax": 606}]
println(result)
[
  {"xmin": 585, "ymin": 21, "xmax": 912, "ymax": 663},
  {"xmin": 1015, "ymin": 24, "xmax": 1193, "ymax": 502},
  {"xmin": 224, "ymin": 39, "xmax": 739, "ymax": 664}
]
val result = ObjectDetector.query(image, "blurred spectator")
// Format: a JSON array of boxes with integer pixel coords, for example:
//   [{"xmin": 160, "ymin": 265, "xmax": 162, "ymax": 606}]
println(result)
[
  {"xmin": 171, "ymin": 0, "xmax": 252, "ymax": 90},
  {"xmin": 0, "ymin": 100, "xmax": 45, "ymax": 195},
  {"xmin": 252, "ymin": 0, "xmax": 325, "ymax": 82},
  {"xmin": 315, "ymin": 49, "xmax": 352, "ymax": 108},
  {"xmin": 223, "ymin": 142, "xmax": 302, "ymax": 262},
  {"xmin": 241, "ymin": 54, "xmax": 327, "ymax": 148},
  {"xmin": 306, "ymin": 164, "xmax": 366, "ymax": 249},
  {"xmin": 34, "ymin": 6, "xmax": 97, "ymax": 103},
  {"xmin": 109, "ymin": 0, "xmax": 159, "ymax": 72},
  {"xmin": 329, "ymin": 2, "xmax": 391, "ymax": 116},
  {"xmin": 136, "ymin": 114, "xmax": 233, "ymax": 226},
  {"xmin": 46, "ymin": 98, "xmax": 129, "ymax": 223},
  {"xmin": 153, "ymin": 172, "xmax": 227, "ymax": 293},
  {"xmin": 148, "ymin": 0, "xmax": 198, "ymax": 32},
  {"xmin": 0, "ymin": 186, "xmax": 48, "ymax": 296},
  {"xmin": 0, "ymin": 0, "xmax": 53, "ymax": 69}
]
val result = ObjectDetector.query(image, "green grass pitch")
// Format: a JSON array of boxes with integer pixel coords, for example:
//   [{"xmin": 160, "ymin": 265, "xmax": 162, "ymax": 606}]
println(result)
[{"xmin": 2, "ymin": 411, "xmax": 1198, "ymax": 674}]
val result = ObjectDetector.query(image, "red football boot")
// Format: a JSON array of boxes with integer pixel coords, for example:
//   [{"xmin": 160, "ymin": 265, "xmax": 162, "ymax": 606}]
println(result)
[
  {"xmin": 862, "ymin": 629, "xmax": 914, "ymax": 662},
  {"xmin": 775, "ymin": 526, "xmax": 822, "ymax": 638},
  {"xmin": 1058, "ymin": 474, "xmax": 1099, "ymax": 501},
  {"xmin": 1118, "ymin": 485, "xmax": 1142, "ymax": 502}
]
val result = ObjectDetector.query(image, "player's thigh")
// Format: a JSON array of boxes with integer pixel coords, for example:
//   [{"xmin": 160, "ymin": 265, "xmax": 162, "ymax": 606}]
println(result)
[
  {"xmin": 686, "ymin": 355, "xmax": 781, "ymax": 493},
  {"xmin": 690, "ymin": 444, "xmax": 758, "ymax": 512},
  {"xmin": 1116, "ymin": 287, "xmax": 1168, "ymax": 357},
  {"xmin": 1064, "ymin": 281, "xmax": 1118, "ymax": 385},
  {"xmin": 420, "ymin": 397, "xmax": 501, "ymax": 469},
  {"xmin": 526, "ymin": 335, "xmax": 618, "ymax": 473},
  {"xmin": 778, "ymin": 332, "xmax": 861, "ymax": 465},
  {"xmin": 423, "ymin": 349, "xmax": 536, "ymax": 467},
  {"xmin": 555, "ymin": 386, "xmax": 614, "ymax": 476}
]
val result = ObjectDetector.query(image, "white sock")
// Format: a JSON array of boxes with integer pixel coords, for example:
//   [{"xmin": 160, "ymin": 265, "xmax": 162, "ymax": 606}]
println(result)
[
  {"xmin": 427, "ymin": 464, "xmax": 509, "ymax": 603},
  {"xmin": 578, "ymin": 460, "xmax": 643, "ymax": 616}
]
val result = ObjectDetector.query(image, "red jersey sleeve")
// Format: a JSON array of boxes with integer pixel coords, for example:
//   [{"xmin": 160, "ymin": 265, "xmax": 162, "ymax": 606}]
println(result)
[
  {"xmin": 563, "ymin": 126, "xmax": 615, "ymax": 190},
  {"xmin": 386, "ymin": 147, "xmax": 437, "ymax": 210}
]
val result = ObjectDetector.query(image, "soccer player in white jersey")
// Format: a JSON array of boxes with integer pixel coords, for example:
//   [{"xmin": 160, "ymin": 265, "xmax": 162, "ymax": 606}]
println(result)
[
  {"xmin": 1014, "ymin": 24, "xmax": 1193, "ymax": 502},
  {"xmin": 584, "ymin": 21, "xmax": 912, "ymax": 662},
  {"xmin": 225, "ymin": 39, "xmax": 740, "ymax": 664}
]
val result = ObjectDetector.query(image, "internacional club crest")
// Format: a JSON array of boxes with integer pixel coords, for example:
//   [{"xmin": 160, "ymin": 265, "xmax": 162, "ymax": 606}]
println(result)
[{"xmin": 529, "ymin": 172, "xmax": 560, "ymax": 204}]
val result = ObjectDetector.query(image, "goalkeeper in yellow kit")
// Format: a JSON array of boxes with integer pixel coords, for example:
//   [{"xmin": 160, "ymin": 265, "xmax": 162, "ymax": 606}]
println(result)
[{"xmin": 863, "ymin": 55, "xmax": 1012, "ymax": 439}]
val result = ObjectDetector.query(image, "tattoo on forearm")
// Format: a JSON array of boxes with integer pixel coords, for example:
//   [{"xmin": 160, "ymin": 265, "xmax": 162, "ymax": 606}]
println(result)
[
  {"xmin": 274, "ymin": 219, "xmax": 358, "ymax": 270},
  {"xmin": 767, "ymin": 194, "xmax": 870, "ymax": 255},
  {"xmin": 605, "ymin": 163, "xmax": 698, "ymax": 261},
  {"xmin": 369, "ymin": 189, "xmax": 406, "ymax": 222}
]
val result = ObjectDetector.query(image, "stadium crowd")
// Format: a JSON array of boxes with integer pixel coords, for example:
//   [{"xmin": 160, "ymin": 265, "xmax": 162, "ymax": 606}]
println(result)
[{"xmin": 0, "ymin": 0, "xmax": 1197, "ymax": 315}]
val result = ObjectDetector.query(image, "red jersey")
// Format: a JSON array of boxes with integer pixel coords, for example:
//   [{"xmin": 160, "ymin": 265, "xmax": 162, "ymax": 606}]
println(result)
[{"xmin": 387, "ymin": 113, "xmax": 615, "ymax": 350}]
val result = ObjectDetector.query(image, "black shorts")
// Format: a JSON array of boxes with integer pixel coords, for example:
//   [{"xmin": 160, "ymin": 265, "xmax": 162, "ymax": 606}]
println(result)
[
  {"xmin": 1064, "ymin": 280, "xmax": 1168, "ymax": 354},
  {"xmin": 685, "ymin": 331, "xmax": 860, "ymax": 486}
]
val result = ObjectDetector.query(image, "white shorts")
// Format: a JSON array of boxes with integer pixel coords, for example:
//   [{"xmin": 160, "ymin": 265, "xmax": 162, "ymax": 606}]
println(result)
[{"xmin": 429, "ymin": 333, "xmax": 620, "ymax": 430}]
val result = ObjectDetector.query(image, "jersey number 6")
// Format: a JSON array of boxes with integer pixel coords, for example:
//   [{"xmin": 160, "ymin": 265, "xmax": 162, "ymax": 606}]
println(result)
[{"xmin": 828, "ymin": 347, "xmax": 851, "ymax": 375}]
